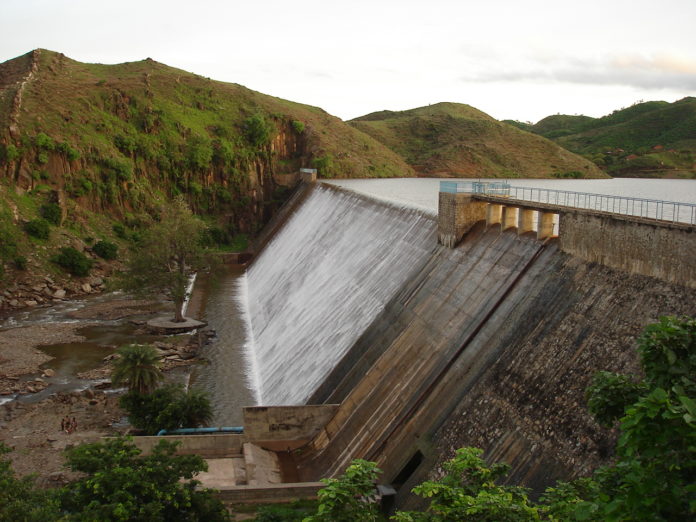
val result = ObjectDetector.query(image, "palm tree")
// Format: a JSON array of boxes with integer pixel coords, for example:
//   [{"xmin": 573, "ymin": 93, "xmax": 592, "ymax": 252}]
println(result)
[{"xmin": 111, "ymin": 344, "xmax": 163, "ymax": 394}]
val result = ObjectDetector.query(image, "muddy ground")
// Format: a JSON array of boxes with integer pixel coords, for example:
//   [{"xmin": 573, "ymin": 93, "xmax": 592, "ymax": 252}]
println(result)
[{"xmin": 0, "ymin": 296, "xmax": 205, "ymax": 485}]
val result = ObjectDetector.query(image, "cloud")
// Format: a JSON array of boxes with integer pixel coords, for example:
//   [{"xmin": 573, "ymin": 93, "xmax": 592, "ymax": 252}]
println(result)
[{"xmin": 462, "ymin": 53, "xmax": 696, "ymax": 90}]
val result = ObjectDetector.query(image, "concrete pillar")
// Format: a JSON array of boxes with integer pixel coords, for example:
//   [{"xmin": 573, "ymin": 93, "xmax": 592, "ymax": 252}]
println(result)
[
  {"xmin": 438, "ymin": 193, "xmax": 487, "ymax": 247},
  {"xmin": 300, "ymin": 168, "xmax": 317, "ymax": 183},
  {"xmin": 518, "ymin": 209, "xmax": 535, "ymax": 235},
  {"xmin": 537, "ymin": 212, "xmax": 555, "ymax": 240},
  {"xmin": 502, "ymin": 206, "xmax": 518, "ymax": 230},
  {"xmin": 486, "ymin": 204, "xmax": 503, "ymax": 228}
]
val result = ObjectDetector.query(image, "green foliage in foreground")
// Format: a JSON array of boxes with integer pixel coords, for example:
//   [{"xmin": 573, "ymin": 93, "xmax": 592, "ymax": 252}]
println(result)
[
  {"xmin": 119, "ymin": 384, "xmax": 213, "ymax": 435},
  {"xmin": 306, "ymin": 316, "xmax": 695, "ymax": 521},
  {"xmin": 304, "ymin": 459, "xmax": 383, "ymax": 522},
  {"xmin": 0, "ymin": 443, "xmax": 61, "ymax": 521},
  {"xmin": 59, "ymin": 437, "xmax": 229, "ymax": 521}
]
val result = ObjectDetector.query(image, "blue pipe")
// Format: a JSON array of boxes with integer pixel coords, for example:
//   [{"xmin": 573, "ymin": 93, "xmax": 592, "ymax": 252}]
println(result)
[{"xmin": 156, "ymin": 426, "xmax": 244, "ymax": 436}]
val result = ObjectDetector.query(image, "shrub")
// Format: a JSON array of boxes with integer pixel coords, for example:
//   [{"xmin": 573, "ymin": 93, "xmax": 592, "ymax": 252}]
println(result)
[
  {"xmin": 52, "ymin": 246, "xmax": 93, "ymax": 276},
  {"xmin": 119, "ymin": 384, "xmax": 213, "ymax": 435},
  {"xmin": 25, "ymin": 218, "xmax": 50, "ymax": 239},
  {"xmin": 93, "ymin": 240, "xmax": 118, "ymax": 260},
  {"xmin": 291, "ymin": 120, "xmax": 305, "ymax": 134},
  {"xmin": 112, "ymin": 222, "xmax": 127, "ymax": 239},
  {"xmin": 40, "ymin": 203, "xmax": 62, "ymax": 225},
  {"xmin": 34, "ymin": 132, "xmax": 55, "ymax": 150},
  {"xmin": 13, "ymin": 256, "xmax": 27, "ymax": 270},
  {"xmin": 244, "ymin": 113, "xmax": 273, "ymax": 148}
]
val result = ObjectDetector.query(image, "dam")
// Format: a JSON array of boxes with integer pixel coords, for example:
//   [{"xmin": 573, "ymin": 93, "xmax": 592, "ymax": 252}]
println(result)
[{"xmin": 135, "ymin": 178, "xmax": 696, "ymax": 506}]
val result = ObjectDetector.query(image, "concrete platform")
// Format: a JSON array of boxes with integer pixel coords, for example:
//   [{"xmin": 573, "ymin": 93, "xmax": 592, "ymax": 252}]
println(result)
[
  {"xmin": 145, "ymin": 316, "xmax": 207, "ymax": 333},
  {"xmin": 197, "ymin": 457, "xmax": 247, "ymax": 488}
]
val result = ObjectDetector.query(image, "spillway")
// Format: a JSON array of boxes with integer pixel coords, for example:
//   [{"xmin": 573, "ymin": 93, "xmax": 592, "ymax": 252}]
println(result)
[{"xmin": 246, "ymin": 184, "xmax": 437, "ymax": 405}]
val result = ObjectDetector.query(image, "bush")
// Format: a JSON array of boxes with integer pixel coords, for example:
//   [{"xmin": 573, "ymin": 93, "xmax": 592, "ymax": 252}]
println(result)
[
  {"xmin": 112, "ymin": 222, "xmax": 127, "ymax": 239},
  {"xmin": 291, "ymin": 120, "xmax": 305, "ymax": 134},
  {"xmin": 244, "ymin": 113, "xmax": 273, "ymax": 148},
  {"xmin": 40, "ymin": 203, "xmax": 62, "ymax": 225},
  {"xmin": 52, "ymin": 246, "xmax": 93, "ymax": 276},
  {"xmin": 120, "ymin": 384, "xmax": 213, "ymax": 435},
  {"xmin": 25, "ymin": 218, "xmax": 50, "ymax": 239},
  {"xmin": 13, "ymin": 256, "xmax": 27, "ymax": 270},
  {"xmin": 93, "ymin": 240, "xmax": 118, "ymax": 260}
]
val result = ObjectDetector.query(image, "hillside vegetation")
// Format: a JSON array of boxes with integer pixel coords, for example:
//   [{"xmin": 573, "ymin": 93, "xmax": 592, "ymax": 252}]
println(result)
[
  {"xmin": 0, "ymin": 49, "xmax": 413, "ymax": 299},
  {"xmin": 350, "ymin": 102, "xmax": 606, "ymax": 178},
  {"xmin": 505, "ymin": 98, "xmax": 696, "ymax": 178}
]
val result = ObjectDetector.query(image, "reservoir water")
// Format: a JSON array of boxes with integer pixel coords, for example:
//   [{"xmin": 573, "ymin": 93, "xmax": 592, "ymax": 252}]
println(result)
[{"xmin": 324, "ymin": 178, "xmax": 696, "ymax": 214}]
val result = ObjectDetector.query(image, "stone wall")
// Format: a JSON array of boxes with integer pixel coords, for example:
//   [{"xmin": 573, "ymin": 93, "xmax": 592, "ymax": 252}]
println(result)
[
  {"xmin": 244, "ymin": 404, "xmax": 339, "ymax": 451},
  {"xmin": 437, "ymin": 193, "xmax": 487, "ymax": 247},
  {"xmin": 559, "ymin": 212, "xmax": 696, "ymax": 288}
]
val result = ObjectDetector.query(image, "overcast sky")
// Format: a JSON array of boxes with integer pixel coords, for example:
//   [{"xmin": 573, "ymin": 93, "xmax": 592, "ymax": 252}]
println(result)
[{"xmin": 2, "ymin": 0, "xmax": 695, "ymax": 123}]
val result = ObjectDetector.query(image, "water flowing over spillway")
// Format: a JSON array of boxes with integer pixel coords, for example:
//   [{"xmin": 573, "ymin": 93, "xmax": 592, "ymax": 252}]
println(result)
[{"xmin": 246, "ymin": 184, "xmax": 437, "ymax": 405}]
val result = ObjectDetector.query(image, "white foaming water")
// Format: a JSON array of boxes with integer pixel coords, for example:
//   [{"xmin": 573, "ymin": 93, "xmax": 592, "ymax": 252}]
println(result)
[
  {"xmin": 236, "ymin": 273, "xmax": 263, "ymax": 404},
  {"xmin": 247, "ymin": 184, "xmax": 437, "ymax": 405}
]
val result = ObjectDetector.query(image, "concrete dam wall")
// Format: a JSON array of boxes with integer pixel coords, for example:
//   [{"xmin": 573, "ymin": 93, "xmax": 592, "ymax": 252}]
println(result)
[{"xmin": 244, "ymin": 183, "xmax": 695, "ymax": 503}]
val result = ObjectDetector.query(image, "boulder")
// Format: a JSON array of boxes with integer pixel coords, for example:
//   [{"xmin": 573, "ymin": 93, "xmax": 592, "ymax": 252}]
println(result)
[
  {"xmin": 81, "ymin": 283, "xmax": 92, "ymax": 293},
  {"xmin": 53, "ymin": 288, "xmax": 66, "ymax": 298},
  {"xmin": 42, "ymin": 368, "xmax": 56, "ymax": 377}
]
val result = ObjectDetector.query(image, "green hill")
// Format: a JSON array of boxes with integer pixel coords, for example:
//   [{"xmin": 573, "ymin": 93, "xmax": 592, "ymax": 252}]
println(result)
[
  {"xmin": 0, "ymin": 49, "xmax": 414, "ymax": 296},
  {"xmin": 350, "ymin": 102, "xmax": 606, "ymax": 179},
  {"xmin": 511, "ymin": 98, "xmax": 696, "ymax": 178}
]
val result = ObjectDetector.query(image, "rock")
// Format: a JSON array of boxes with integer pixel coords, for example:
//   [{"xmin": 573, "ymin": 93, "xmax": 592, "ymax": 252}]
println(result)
[
  {"xmin": 32, "ymin": 284, "xmax": 45, "ymax": 292},
  {"xmin": 81, "ymin": 283, "xmax": 92, "ymax": 293},
  {"xmin": 42, "ymin": 368, "xmax": 55, "ymax": 377},
  {"xmin": 25, "ymin": 300, "xmax": 38, "ymax": 307},
  {"xmin": 53, "ymin": 288, "xmax": 66, "ymax": 298},
  {"xmin": 89, "ymin": 399, "xmax": 99, "ymax": 405},
  {"xmin": 83, "ymin": 388, "xmax": 95, "ymax": 399},
  {"xmin": 26, "ymin": 386, "xmax": 35, "ymax": 393},
  {"xmin": 88, "ymin": 276, "xmax": 104, "ymax": 286},
  {"xmin": 9, "ymin": 299, "xmax": 19, "ymax": 307},
  {"xmin": 178, "ymin": 351, "xmax": 196, "ymax": 360}
]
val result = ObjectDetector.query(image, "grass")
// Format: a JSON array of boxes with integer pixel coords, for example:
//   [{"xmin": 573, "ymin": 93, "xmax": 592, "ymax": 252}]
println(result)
[
  {"xmin": 350, "ymin": 102, "xmax": 606, "ymax": 178},
  {"xmin": 524, "ymin": 98, "xmax": 696, "ymax": 178}
]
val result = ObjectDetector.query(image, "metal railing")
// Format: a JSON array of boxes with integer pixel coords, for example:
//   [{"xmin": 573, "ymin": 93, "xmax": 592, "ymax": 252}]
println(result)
[
  {"xmin": 440, "ymin": 181, "xmax": 511, "ymax": 195},
  {"xmin": 439, "ymin": 181, "xmax": 696, "ymax": 225}
]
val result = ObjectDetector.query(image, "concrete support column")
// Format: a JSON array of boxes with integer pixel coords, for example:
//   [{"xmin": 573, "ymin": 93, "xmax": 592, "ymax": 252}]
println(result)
[
  {"xmin": 438, "ymin": 193, "xmax": 487, "ymax": 247},
  {"xmin": 502, "ymin": 206, "xmax": 518, "ymax": 230},
  {"xmin": 537, "ymin": 212, "xmax": 555, "ymax": 240},
  {"xmin": 486, "ymin": 204, "xmax": 503, "ymax": 228},
  {"xmin": 300, "ymin": 168, "xmax": 317, "ymax": 183},
  {"xmin": 518, "ymin": 209, "xmax": 535, "ymax": 235}
]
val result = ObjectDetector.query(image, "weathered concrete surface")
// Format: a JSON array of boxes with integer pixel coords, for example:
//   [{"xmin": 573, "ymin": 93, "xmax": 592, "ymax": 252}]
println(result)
[
  {"xmin": 559, "ymin": 212, "xmax": 696, "ymax": 288},
  {"xmin": 243, "ymin": 443, "xmax": 282, "ymax": 486},
  {"xmin": 297, "ymin": 223, "xmax": 696, "ymax": 508},
  {"xmin": 197, "ymin": 457, "xmax": 247, "ymax": 488},
  {"xmin": 438, "ymin": 193, "xmax": 486, "ymax": 247},
  {"xmin": 216, "ymin": 482, "xmax": 324, "ymax": 504},
  {"xmin": 129, "ymin": 433, "xmax": 247, "ymax": 457},
  {"xmin": 243, "ymin": 405, "xmax": 339, "ymax": 450}
]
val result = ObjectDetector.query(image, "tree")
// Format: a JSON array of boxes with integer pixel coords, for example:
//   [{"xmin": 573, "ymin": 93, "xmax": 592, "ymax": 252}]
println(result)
[
  {"xmin": 304, "ymin": 459, "xmax": 383, "ymax": 522},
  {"xmin": 577, "ymin": 316, "xmax": 696, "ymax": 521},
  {"xmin": 393, "ymin": 448, "xmax": 540, "ymax": 522},
  {"xmin": 119, "ymin": 196, "xmax": 212, "ymax": 322},
  {"xmin": 0, "ymin": 443, "xmax": 61, "ymax": 521},
  {"xmin": 59, "ymin": 437, "xmax": 229, "ymax": 521},
  {"xmin": 111, "ymin": 344, "xmax": 163, "ymax": 394},
  {"xmin": 119, "ymin": 384, "xmax": 213, "ymax": 435}
]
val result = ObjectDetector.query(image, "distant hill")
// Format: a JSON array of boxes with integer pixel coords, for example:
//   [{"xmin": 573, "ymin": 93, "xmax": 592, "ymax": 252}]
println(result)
[
  {"xmin": 350, "ymin": 102, "xmax": 606, "ymax": 178},
  {"xmin": 506, "ymin": 98, "xmax": 696, "ymax": 178},
  {"xmin": 0, "ymin": 49, "xmax": 413, "ymax": 296}
]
